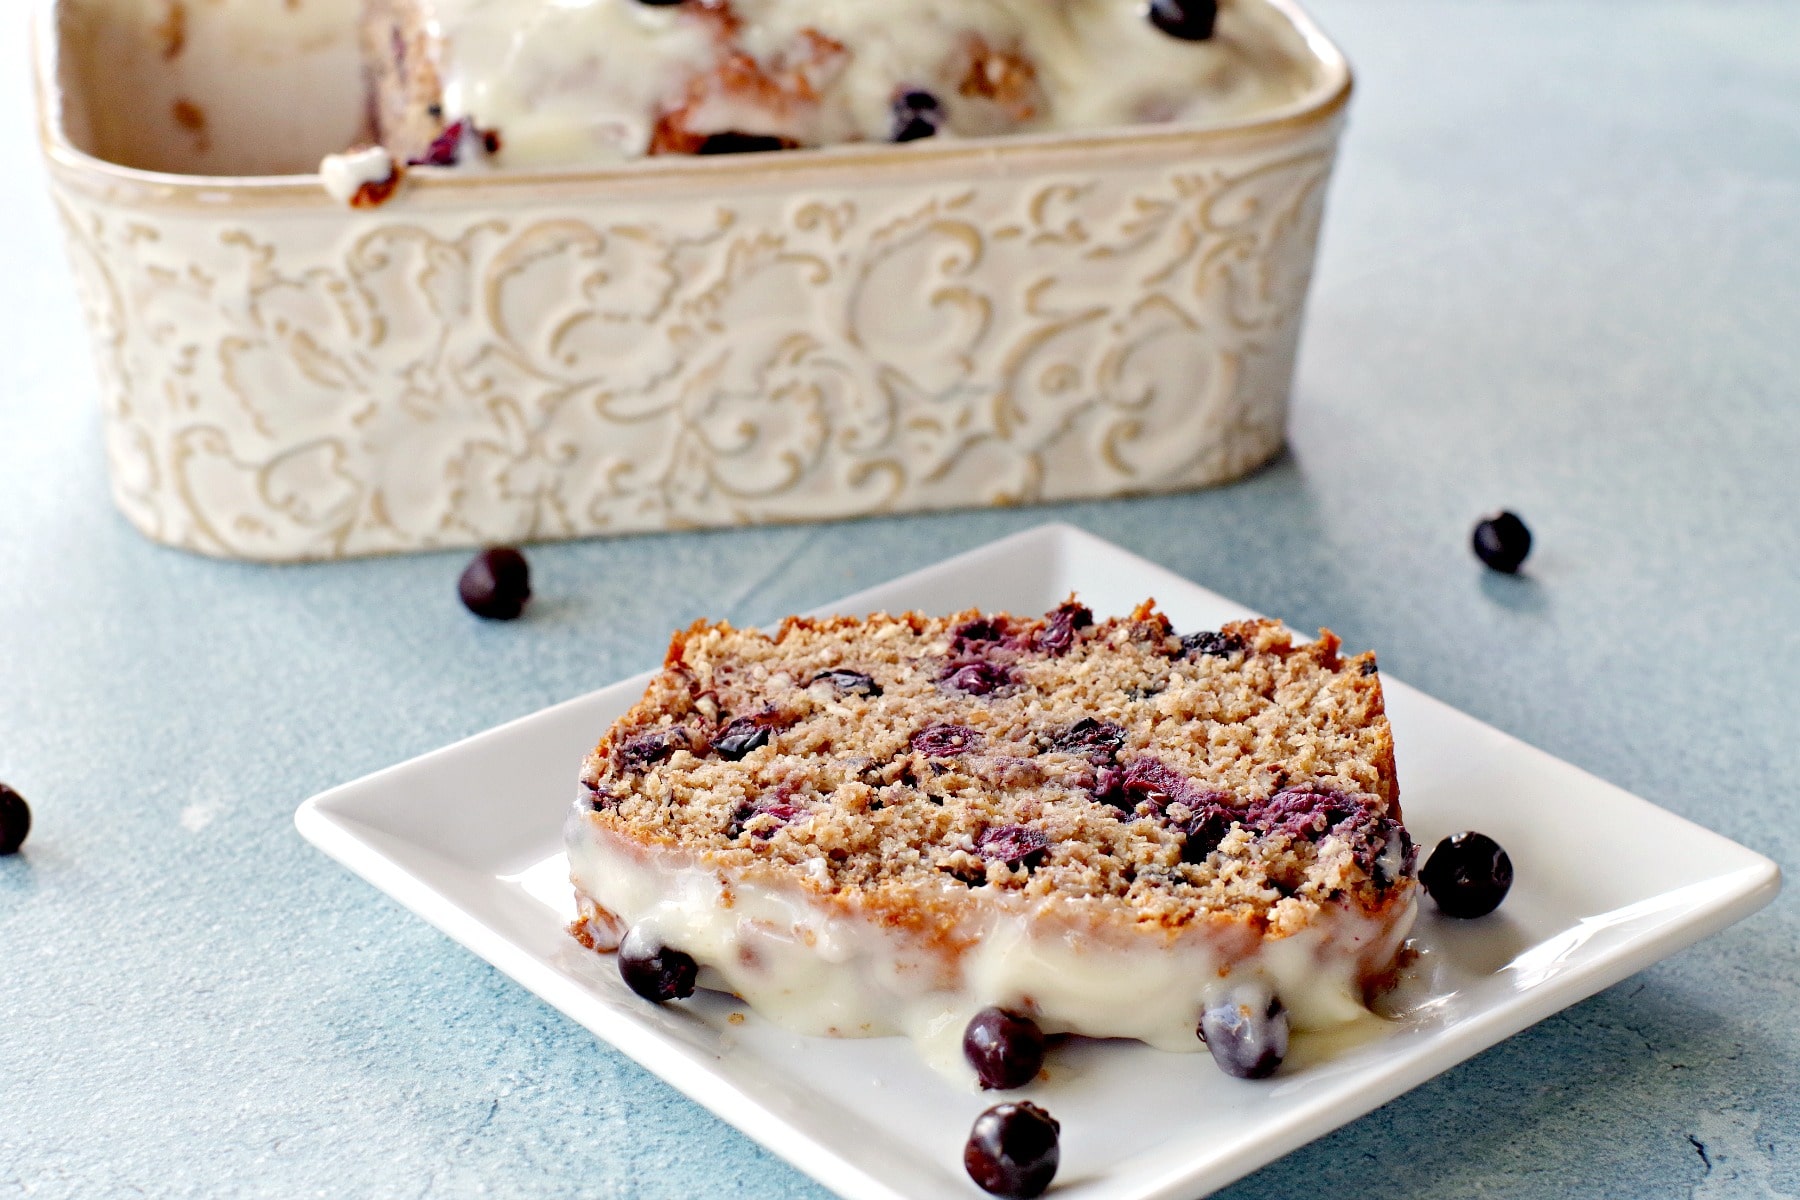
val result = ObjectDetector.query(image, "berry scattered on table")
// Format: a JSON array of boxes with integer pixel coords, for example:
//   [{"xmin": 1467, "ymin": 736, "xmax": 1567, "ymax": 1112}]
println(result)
[
  {"xmin": 1419, "ymin": 831, "xmax": 1513, "ymax": 918},
  {"xmin": 458, "ymin": 547, "xmax": 531, "ymax": 620},
  {"xmin": 0, "ymin": 784, "xmax": 30, "ymax": 855},
  {"xmin": 891, "ymin": 90, "xmax": 945, "ymax": 142},
  {"xmin": 617, "ymin": 927, "xmax": 699, "ymax": 1002},
  {"xmin": 1147, "ymin": 0, "xmax": 1219, "ymax": 41},
  {"xmin": 1472, "ymin": 511, "xmax": 1532, "ymax": 573},
  {"xmin": 964, "ymin": 1102, "xmax": 1060, "ymax": 1198},
  {"xmin": 963, "ymin": 1007, "xmax": 1047, "ymax": 1090},
  {"xmin": 1198, "ymin": 985, "xmax": 1288, "ymax": 1079}
]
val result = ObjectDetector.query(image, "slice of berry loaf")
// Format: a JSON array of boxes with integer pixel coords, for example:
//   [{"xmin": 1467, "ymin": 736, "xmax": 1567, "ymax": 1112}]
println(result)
[{"xmin": 567, "ymin": 599, "xmax": 1416, "ymax": 1079}]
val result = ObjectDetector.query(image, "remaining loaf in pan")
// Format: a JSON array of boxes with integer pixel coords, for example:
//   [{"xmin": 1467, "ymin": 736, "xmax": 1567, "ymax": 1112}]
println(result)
[{"xmin": 362, "ymin": 0, "xmax": 1315, "ymax": 166}]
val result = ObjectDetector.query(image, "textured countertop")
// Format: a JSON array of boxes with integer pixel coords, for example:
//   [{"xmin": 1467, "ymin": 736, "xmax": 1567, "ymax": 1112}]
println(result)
[{"xmin": 4, "ymin": 2, "xmax": 1798, "ymax": 1196}]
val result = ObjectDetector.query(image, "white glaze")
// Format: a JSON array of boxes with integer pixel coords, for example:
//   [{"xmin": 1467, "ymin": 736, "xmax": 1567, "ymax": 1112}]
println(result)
[
  {"xmin": 424, "ymin": 0, "xmax": 1317, "ymax": 165},
  {"xmin": 567, "ymin": 804, "xmax": 1416, "ymax": 1081},
  {"xmin": 317, "ymin": 144, "xmax": 397, "ymax": 203}
]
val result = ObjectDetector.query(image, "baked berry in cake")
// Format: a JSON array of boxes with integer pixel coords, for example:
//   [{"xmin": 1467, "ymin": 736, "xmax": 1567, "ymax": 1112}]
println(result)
[
  {"xmin": 965, "ymin": 1101, "xmax": 1060, "ymax": 1198},
  {"xmin": 565, "ymin": 599, "xmax": 1416, "ymax": 1080},
  {"xmin": 1472, "ymin": 511, "xmax": 1533, "ymax": 574},
  {"xmin": 457, "ymin": 547, "xmax": 532, "ymax": 621},
  {"xmin": 361, "ymin": 0, "xmax": 1317, "ymax": 167},
  {"xmin": 0, "ymin": 783, "xmax": 29, "ymax": 856}
]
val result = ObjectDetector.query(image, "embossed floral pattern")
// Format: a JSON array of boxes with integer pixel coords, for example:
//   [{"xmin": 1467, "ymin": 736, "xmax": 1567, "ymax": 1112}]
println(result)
[{"xmin": 50, "ymin": 128, "xmax": 1339, "ymax": 560}]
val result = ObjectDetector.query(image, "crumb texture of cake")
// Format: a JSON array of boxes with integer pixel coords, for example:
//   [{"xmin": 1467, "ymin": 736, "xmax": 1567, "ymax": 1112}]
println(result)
[
  {"xmin": 567, "ymin": 599, "xmax": 1416, "ymax": 1076},
  {"xmin": 362, "ymin": 0, "xmax": 1317, "ymax": 167}
]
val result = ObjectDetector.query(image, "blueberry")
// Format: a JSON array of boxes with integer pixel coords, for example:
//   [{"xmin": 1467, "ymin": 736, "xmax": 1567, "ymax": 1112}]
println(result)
[
  {"xmin": 727, "ymin": 796, "xmax": 803, "ymax": 839},
  {"xmin": 943, "ymin": 660, "xmax": 1012, "ymax": 696},
  {"xmin": 711, "ymin": 716, "xmax": 772, "ymax": 760},
  {"xmin": 1420, "ymin": 831, "xmax": 1513, "ymax": 918},
  {"xmin": 974, "ymin": 825, "xmax": 1051, "ymax": 870},
  {"xmin": 963, "ymin": 1008, "xmax": 1046, "ymax": 1090},
  {"xmin": 964, "ymin": 1102, "xmax": 1060, "ymax": 1198},
  {"xmin": 1253, "ymin": 786, "xmax": 1372, "ymax": 843},
  {"xmin": 1180, "ymin": 629, "xmax": 1244, "ymax": 659},
  {"xmin": 1198, "ymin": 984, "xmax": 1288, "ymax": 1079},
  {"xmin": 811, "ymin": 669, "xmax": 881, "ymax": 697},
  {"xmin": 458, "ymin": 547, "xmax": 531, "ymax": 620},
  {"xmin": 1113, "ymin": 758, "xmax": 1208, "ymax": 816},
  {"xmin": 1147, "ymin": 0, "xmax": 1218, "ymax": 41},
  {"xmin": 1368, "ymin": 819, "xmax": 1416, "ymax": 890},
  {"xmin": 617, "ymin": 927, "xmax": 699, "ymax": 1003},
  {"xmin": 409, "ymin": 120, "xmax": 467, "ymax": 168},
  {"xmin": 696, "ymin": 132, "xmax": 792, "ymax": 154},
  {"xmin": 407, "ymin": 118, "xmax": 500, "ymax": 167},
  {"xmin": 0, "ymin": 783, "xmax": 30, "ymax": 855},
  {"xmin": 891, "ymin": 89, "xmax": 944, "ymax": 142},
  {"xmin": 951, "ymin": 617, "xmax": 1005, "ymax": 647},
  {"xmin": 1472, "ymin": 510, "xmax": 1532, "ymax": 573},
  {"xmin": 618, "ymin": 727, "xmax": 689, "ymax": 771},
  {"xmin": 1050, "ymin": 717, "xmax": 1125, "ymax": 761},
  {"xmin": 1034, "ymin": 601, "xmax": 1093, "ymax": 656},
  {"xmin": 912, "ymin": 723, "xmax": 985, "ymax": 757},
  {"xmin": 1176, "ymin": 795, "xmax": 1240, "ymax": 862}
]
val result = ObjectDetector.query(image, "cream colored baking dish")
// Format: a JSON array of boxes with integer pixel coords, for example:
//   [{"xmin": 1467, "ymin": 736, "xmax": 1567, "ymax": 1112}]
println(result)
[{"xmin": 36, "ymin": 0, "xmax": 1351, "ymax": 561}]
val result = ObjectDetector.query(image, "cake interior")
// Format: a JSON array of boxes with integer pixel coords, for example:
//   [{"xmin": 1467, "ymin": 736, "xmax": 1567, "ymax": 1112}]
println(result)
[{"xmin": 581, "ymin": 602, "xmax": 1409, "ymax": 939}]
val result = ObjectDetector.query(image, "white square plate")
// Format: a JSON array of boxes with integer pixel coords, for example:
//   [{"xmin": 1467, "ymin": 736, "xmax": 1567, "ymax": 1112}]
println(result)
[{"xmin": 295, "ymin": 523, "xmax": 1779, "ymax": 1200}]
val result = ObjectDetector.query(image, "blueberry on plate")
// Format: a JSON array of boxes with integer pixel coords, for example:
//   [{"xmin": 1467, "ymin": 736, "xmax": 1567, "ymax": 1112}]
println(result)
[
  {"xmin": 1420, "ymin": 831, "xmax": 1513, "ymax": 918},
  {"xmin": 458, "ymin": 547, "xmax": 531, "ymax": 620},
  {"xmin": 964, "ymin": 1102, "xmax": 1060, "ymax": 1198},
  {"xmin": 963, "ymin": 1007, "xmax": 1047, "ymax": 1090},
  {"xmin": 1472, "ymin": 511, "xmax": 1532, "ymax": 573},
  {"xmin": 1147, "ymin": 0, "xmax": 1219, "ymax": 42},
  {"xmin": 1198, "ymin": 984, "xmax": 1288, "ymax": 1079},
  {"xmin": 617, "ymin": 926, "xmax": 699, "ymax": 1003},
  {"xmin": 0, "ymin": 783, "xmax": 30, "ymax": 855}
]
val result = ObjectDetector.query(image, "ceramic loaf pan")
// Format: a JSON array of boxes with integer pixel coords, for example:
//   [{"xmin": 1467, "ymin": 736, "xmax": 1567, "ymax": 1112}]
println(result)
[{"xmin": 36, "ymin": 0, "xmax": 1351, "ymax": 561}]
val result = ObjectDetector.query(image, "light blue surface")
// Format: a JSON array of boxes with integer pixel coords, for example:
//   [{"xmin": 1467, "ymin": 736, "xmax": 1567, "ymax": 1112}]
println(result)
[{"xmin": 3, "ymin": 2, "xmax": 1798, "ymax": 1196}]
